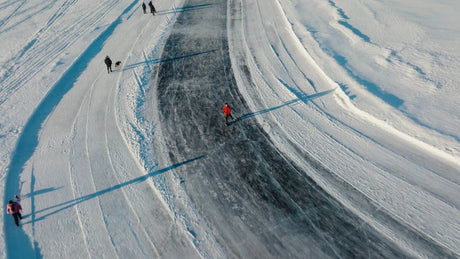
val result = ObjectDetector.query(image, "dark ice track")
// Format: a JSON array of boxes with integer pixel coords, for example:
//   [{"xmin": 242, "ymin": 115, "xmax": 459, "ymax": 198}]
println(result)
[{"xmin": 153, "ymin": 0, "xmax": 455, "ymax": 258}]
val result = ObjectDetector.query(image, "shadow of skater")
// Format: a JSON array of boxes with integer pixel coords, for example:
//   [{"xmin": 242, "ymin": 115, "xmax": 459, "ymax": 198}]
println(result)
[{"xmin": 228, "ymin": 89, "xmax": 336, "ymax": 126}]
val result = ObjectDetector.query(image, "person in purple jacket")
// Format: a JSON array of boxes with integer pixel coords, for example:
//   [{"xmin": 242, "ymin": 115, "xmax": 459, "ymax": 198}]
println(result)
[{"xmin": 6, "ymin": 200, "xmax": 22, "ymax": 227}]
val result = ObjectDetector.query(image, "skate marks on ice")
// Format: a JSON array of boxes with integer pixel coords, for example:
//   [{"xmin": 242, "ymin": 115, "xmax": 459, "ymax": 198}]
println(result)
[{"xmin": 152, "ymin": 0, "xmax": 422, "ymax": 257}]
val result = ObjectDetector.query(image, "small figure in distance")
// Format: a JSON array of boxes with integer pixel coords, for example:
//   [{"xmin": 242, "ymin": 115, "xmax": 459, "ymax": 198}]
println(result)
[
  {"xmin": 222, "ymin": 103, "xmax": 234, "ymax": 126},
  {"xmin": 148, "ymin": 1, "xmax": 157, "ymax": 15},
  {"xmin": 104, "ymin": 55, "xmax": 112, "ymax": 74},
  {"xmin": 6, "ymin": 200, "xmax": 23, "ymax": 227},
  {"xmin": 142, "ymin": 2, "xmax": 147, "ymax": 14}
]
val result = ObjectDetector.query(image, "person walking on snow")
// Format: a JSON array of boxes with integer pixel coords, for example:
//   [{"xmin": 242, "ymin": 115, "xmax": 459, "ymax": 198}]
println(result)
[
  {"xmin": 223, "ymin": 103, "xmax": 234, "ymax": 125},
  {"xmin": 142, "ymin": 2, "xmax": 147, "ymax": 14},
  {"xmin": 148, "ymin": 1, "xmax": 157, "ymax": 15},
  {"xmin": 6, "ymin": 200, "xmax": 22, "ymax": 227},
  {"xmin": 104, "ymin": 55, "xmax": 112, "ymax": 73}
]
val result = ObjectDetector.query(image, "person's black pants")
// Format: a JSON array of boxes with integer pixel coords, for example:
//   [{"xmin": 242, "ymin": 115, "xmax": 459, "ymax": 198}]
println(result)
[
  {"xmin": 225, "ymin": 114, "xmax": 233, "ymax": 124},
  {"xmin": 12, "ymin": 213, "xmax": 22, "ymax": 226}
]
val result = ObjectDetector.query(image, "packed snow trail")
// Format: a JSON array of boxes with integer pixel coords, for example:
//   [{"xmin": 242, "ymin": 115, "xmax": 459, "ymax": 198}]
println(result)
[
  {"xmin": 148, "ymin": 0, "xmax": 456, "ymax": 257},
  {"xmin": 3, "ymin": 0, "xmax": 202, "ymax": 258}
]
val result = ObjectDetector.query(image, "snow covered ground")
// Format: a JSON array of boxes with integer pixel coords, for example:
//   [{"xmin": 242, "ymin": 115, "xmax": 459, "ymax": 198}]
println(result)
[{"xmin": 0, "ymin": 0, "xmax": 459, "ymax": 258}]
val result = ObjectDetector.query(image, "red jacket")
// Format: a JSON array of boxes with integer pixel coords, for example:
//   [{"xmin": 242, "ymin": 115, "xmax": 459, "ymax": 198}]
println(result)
[{"xmin": 223, "ymin": 105, "xmax": 231, "ymax": 115}]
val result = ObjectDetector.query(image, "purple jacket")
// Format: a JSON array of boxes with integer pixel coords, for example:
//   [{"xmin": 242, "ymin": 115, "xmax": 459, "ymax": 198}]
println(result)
[{"xmin": 6, "ymin": 202, "xmax": 22, "ymax": 214}]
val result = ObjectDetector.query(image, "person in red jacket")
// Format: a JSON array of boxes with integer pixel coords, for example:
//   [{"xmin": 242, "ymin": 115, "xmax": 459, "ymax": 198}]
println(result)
[
  {"xmin": 222, "ymin": 103, "xmax": 234, "ymax": 125},
  {"xmin": 6, "ymin": 200, "xmax": 22, "ymax": 227}
]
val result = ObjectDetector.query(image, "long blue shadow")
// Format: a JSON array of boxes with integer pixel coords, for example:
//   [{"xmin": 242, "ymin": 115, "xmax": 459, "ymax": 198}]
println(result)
[
  {"xmin": 328, "ymin": 0, "xmax": 371, "ymax": 43},
  {"xmin": 25, "ymin": 155, "xmax": 206, "ymax": 223},
  {"xmin": 122, "ymin": 49, "xmax": 217, "ymax": 71},
  {"xmin": 338, "ymin": 20, "xmax": 370, "ymax": 43},
  {"xmin": 22, "ymin": 186, "xmax": 63, "ymax": 199},
  {"xmin": 3, "ymin": 1, "xmax": 138, "ymax": 257},
  {"xmin": 157, "ymin": 3, "xmax": 218, "ymax": 16},
  {"xmin": 229, "ymin": 89, "xmax": 335, "ymax": 125},
  {"xmin": 29, "ymin": 171, "xmax": 42, "ymax": 258},
  {"xmin": 328, "ymin": 0, "xmax": 349, "ymax": 19}
]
